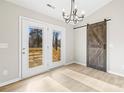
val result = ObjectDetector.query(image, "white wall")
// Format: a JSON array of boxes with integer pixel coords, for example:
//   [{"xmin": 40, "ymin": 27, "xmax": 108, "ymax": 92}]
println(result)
[
  {"xmin": 0, "ymin": 0, "xmax": 74, "ymax": 84},
  {"xmin": 74, "ymin": 0, "xmax": 124, "ymax": 76},
  {"xmin": 74, "ymin": 27, "xmax": 87, "ymax": 66}
]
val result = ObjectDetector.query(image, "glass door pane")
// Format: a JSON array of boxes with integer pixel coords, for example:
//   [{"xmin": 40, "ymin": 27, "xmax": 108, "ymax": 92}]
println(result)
[
  {"xmin": 52, "ymin": 31, "xmax": 61, "ymax": 62},
  {"xmin": 29, "ymin": 27, "xmax": 43, "ymax": 68}
]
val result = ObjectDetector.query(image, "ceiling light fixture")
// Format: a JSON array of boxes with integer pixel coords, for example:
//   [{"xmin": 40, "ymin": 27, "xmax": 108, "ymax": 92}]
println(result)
[{"xmin": 62, "ymin": 0, "xmax": 85, "ymax": 24}]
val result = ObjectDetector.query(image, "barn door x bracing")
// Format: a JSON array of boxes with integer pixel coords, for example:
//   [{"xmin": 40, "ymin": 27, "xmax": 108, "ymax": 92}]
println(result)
[{"xmin": 87, "ymin": 20, "xmax": 107, "ymax": 72}]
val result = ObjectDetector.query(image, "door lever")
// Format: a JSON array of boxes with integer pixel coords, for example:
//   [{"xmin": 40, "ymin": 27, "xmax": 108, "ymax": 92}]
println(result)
[
  {"xmin": 104, "ymin": 44, "xmax": 106, "ymax": 49},
  {"xmin": 22, "ymin": 48, "xmax": 25, "ymax": 50},
  {"xmin": 47, "ymin": 46, "xmax": 49, "ymax": 49},
  {"xmin": 22, "ymin": 52, "xmax": 25, "ymax": 54}
]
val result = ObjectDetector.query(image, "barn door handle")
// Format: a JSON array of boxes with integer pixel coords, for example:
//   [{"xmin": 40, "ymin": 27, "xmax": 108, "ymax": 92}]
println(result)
[{"xmin": 104, "ymin": 44, "xmax": 106, "ymax": 49}]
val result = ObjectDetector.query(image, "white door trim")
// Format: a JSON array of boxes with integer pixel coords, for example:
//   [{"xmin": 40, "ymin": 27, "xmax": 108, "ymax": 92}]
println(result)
[
  {"xmin": 19, "ymin": 16, "xmax": 47, "ymax": 80},
  {"xmin": 19, "ymin": 16, "xmax": 66, "ymax": 78},
  {"xmin": 19, "ymin": 16, "xmax": 22, "ymax": 80},
  {"xmin": 21, "ymin": 17, "xmax": 49, "ymax": 78}
]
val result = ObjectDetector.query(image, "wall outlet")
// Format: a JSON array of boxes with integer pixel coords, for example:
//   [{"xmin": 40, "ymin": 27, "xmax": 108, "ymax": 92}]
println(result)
[{"xmin": 3, "ymin": 70, "xmax": 8, "ymax": 76}]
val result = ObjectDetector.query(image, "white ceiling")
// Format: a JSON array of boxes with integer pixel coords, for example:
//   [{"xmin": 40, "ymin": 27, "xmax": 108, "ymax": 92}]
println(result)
[{"xmin": 5, "ymin": 0, "xmax": 112, "ymax": 22}]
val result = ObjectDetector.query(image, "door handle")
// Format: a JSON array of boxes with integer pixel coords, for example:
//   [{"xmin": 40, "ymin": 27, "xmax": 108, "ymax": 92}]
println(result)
[
  {"xmin": 22, "ymin": 52, "xmax": 25, "ymax": 54},
  {"xmin": 22, "ymin": 48, "xmax": 26, "ymax": 50},
  {"xmin": 22, "ymin": 48, "xmax": 26, "ymax": 54},
  {"xmin": 104, "ymin": 44, "xmax": 106, "ymax": 49},
  {"xmin": 47, "ymin": 46, "xmax": 49, "ymax": 49}
]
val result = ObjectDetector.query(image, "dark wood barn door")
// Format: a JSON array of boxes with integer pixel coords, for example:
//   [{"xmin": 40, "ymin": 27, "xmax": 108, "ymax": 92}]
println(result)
[{"xmin": 87, "ymin": 20, "xmax": 107, "ymax": 72}]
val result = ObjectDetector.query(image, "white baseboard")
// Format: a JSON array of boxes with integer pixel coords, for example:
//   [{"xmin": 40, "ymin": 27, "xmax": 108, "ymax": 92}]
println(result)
[
  {"xmin": 74, "ymin": 61, "xmax": 124, "ymax": 78},
  {"xmin": 108, "ymin": 71, "xmax": 124, "ymax": 77},
  {"xmin": 76, "ymin": 62, "xmax": 86, "ymax": 66},
  {"xmin": 64, "ymin": 61, "xmax": 75, "ymax": 65},
  {"xmin": 73, "ymin": 61, "xmax": 86, "ymax": 66},
  {"xmin": 0, "ymin": 78, "xmax": 21, "ymax": 87}
]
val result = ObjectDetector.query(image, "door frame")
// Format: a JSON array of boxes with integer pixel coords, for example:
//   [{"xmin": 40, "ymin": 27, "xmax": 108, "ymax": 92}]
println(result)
[
  {"xmin": 19, "ymin": 16, "xmax": 66, "ymax": 79},
  {"xmin": 19, "ymin": 16, "xmax": 47, "ymax": 79},
  {"xmin": 21, "ymin": 17, "xmax": 50, "ymax": 78}
]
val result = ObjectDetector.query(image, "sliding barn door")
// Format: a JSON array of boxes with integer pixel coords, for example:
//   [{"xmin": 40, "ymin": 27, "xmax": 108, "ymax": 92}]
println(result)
[{"xmin": 87, "ymin": 21, "xmax": 107, "ymax": 72}]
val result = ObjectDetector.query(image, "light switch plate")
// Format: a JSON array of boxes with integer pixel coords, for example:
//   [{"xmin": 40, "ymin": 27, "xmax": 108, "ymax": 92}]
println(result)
[{"xmin": 0, "ymin": 43, "xmax": 8, "ymax": 48}]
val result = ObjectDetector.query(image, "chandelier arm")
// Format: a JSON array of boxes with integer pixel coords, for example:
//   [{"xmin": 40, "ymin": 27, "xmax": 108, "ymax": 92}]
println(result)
[
  {"xmin": 63, "ymin": 16, "xmax": 68, "ymax": 20},
  {"xmin": 67, "ymin": 0, "xmax": 75, "ymax": 23},
  {"xmin": 76, "ymin": 14, "xmax": 84, "ymax": 18},
  {"xmin": 77, "ymin": 18, "xmax": 84, "ymax": 21},
  {"xmin": 75, "ymin": 15, "xmax": 84, "ymax": 21}
]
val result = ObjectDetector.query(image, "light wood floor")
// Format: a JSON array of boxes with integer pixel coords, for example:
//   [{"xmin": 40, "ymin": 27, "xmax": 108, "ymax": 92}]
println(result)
[{"xmin": 0, "ymin": 63, "xmax": 124, "ymax": 92}]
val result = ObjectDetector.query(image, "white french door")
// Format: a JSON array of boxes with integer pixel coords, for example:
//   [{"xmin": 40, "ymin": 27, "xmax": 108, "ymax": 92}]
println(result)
[
  {"xmin": 21, "ymin": 17, "xmax": 65, "ymax": 79},
  {"xmin": 48, "ymin": 25, "xmax": 66, "ymax": 69},
  {"xmin": 21, "ymin": 18, "xmax": 48, "ymax": 78}
]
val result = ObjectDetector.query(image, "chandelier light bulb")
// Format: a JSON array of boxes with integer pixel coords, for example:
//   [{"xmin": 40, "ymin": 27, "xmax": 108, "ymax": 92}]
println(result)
[
  {"xmin": 75, "ymin": 5, "xmax": 77, "ymax": 9},
  {"xmin": 62, "ymin": 8, "xmax": 65, "ymax": 12},
  {"xmin": 81, "ymin": 11, "xmax": 85, "ymax": 15}
]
